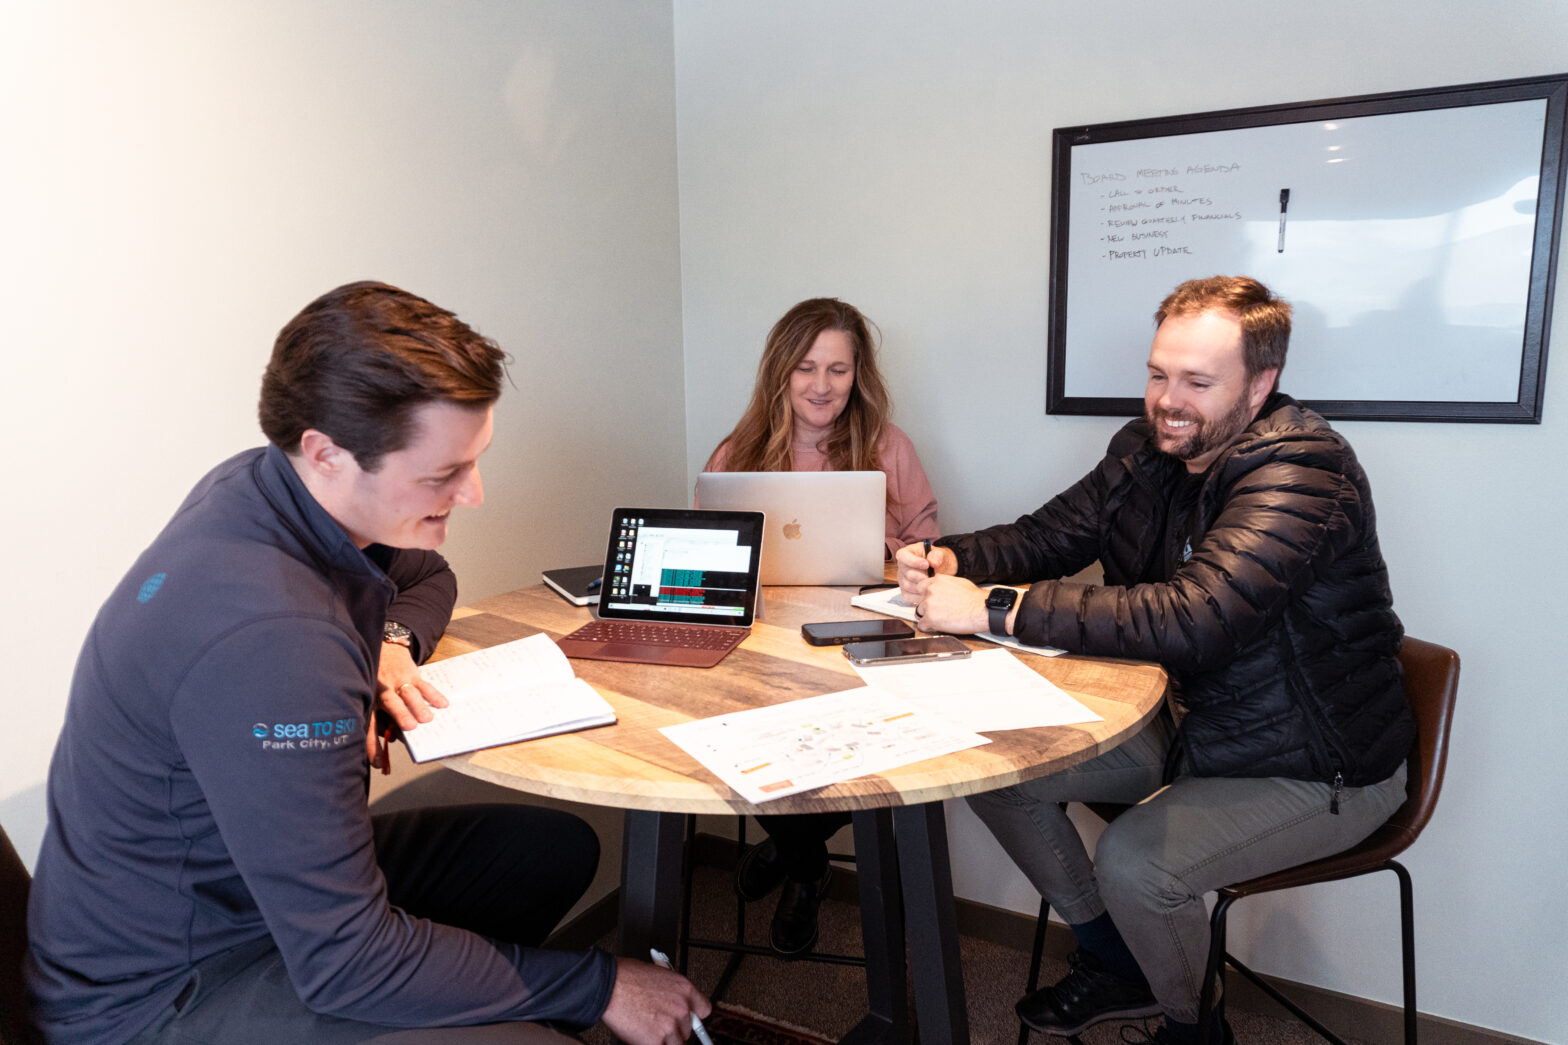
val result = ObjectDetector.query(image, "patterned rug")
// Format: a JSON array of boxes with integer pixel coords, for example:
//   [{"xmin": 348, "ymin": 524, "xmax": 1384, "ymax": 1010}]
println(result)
[{"xmin": 702, "ymin": 1003, "xmax": 836, "ymax": 1045}]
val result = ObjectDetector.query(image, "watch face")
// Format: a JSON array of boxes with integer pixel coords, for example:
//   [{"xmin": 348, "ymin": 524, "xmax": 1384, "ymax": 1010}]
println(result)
[
  {"xmin": 985, "ymin": 588, "xmax": 1017, "ymax": 610},
  {"xmin": 383, "ymin": 622, "xmax": 413, "ymax": 643}
]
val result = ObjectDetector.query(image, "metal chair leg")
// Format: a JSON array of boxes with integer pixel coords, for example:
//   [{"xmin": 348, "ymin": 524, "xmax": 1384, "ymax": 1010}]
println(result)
[
  {"xmin": 1200, "ymin": 863, "xmax": 1417, "ymax": 1045},
  {"xmin": 1017, "ymin": 898, "xmax": 1050, "ymax": 1045}
]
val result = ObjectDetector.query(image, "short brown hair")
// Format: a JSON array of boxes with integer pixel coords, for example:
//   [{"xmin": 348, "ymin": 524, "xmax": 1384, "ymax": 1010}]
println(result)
[
  {"xmin": 259, "ymin": 281, "xmax": 507, "ymax": 470},
  {"xmin": 1156, "ymin": 276, "xmax": 1292, "ymax": 384}
]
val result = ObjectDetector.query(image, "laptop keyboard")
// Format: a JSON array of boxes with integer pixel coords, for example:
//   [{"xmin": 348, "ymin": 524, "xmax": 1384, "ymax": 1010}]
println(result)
[{"xmin": 565, "ymin": 619, "xmax": 745, "ymax": 651}]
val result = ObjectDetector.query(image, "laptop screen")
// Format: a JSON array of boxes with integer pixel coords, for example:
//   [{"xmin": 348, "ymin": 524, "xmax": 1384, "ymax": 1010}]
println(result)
[{"xmin": 596, "ymin": 508, "xmax": 764, "ymax": 627}]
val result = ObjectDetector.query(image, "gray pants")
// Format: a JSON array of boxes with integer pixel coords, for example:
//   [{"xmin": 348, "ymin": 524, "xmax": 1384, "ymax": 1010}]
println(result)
[
  {"xmin": 967, "ymin": 711, "xmax": 1408, "ymax": 1023},
  {"xmin": 127, "ymin": 937, "xmax": 577, "ymax": 1044}
]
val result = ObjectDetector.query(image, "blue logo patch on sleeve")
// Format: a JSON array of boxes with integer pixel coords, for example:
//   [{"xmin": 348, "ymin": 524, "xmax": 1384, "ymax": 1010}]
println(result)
[{"xmin": 137, "ymin": 573, "xmax": 168, "ymax": 603}]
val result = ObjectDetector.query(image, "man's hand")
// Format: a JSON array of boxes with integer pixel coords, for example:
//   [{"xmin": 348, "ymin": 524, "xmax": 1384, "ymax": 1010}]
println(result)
[
  {"xmin": 893, "ymin": 541, "xmax": 959, "ymax": 592},
  {"xmin": 600, "ymin": 958, "xmax": 712, "ymax": 1045},
  {"xmin": 894, "ymin": 543, "xmax": 990, "ymax": 634},
  {"xmin": 375, "ymin": 641, "xmax": 450, "ymax": 732}
]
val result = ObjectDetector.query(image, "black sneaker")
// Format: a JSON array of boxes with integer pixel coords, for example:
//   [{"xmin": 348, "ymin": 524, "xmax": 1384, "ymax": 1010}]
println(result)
[
  {"xmin": 769, "ymin": 866, "xmax": 832, "ymax": 957},
  {"xmin": 734, "ymin": 838, "xmax": 787, "ymax": 901},
  {"xmin": 1015, "ymin": 949, "xmax": 1160, "ymax": 1036}
]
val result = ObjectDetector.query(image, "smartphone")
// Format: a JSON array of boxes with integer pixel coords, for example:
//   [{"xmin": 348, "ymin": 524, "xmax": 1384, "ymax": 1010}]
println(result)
[
  {"xmin": 842, "ymin": 635, "xmax": 972, "ymax": 666},
  {"xmin": 802, "ymin": 619, "xmax": 917, "ymax": 646}
]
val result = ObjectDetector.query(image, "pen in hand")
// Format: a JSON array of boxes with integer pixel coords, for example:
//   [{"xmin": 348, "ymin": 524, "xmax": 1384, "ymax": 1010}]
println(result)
[
  {"xmin": 648, "ymin": 948, "xmax": 715, "ymax": 1045},
  {"xmin": 923, "ymin": 539, "xmax": 935, "ymax": 578}
]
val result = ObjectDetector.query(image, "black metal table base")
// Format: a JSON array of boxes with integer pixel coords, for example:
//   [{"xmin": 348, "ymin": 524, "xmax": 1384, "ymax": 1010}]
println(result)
[{"xmin": 617, "ymin": 803, "xmax": 968, "ymax": 1044}]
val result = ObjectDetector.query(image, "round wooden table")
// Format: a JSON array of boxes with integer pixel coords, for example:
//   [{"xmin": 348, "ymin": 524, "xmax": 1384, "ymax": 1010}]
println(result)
[{"xmin": 434, "ymin": 581, "xmax": 1168, "ymax": 1045}]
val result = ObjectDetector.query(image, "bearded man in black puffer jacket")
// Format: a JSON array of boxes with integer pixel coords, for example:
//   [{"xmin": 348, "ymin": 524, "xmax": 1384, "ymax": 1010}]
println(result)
[{"xmin": 898, "ymin": 276, "xmax": 1414, "ymax": 1045}]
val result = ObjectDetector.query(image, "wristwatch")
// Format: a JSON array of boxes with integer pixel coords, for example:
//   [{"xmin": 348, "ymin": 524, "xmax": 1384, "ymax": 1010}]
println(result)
[
  {"xmin": 985, "ymin": 588, "xmax": 1018, "ymax": 636},
  {"xmin": 382, "ymin": 621, "xmax": 414, "ymax": 649}
]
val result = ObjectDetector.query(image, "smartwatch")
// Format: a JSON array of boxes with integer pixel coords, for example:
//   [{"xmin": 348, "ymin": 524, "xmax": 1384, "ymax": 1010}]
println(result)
[
  {"xmin": 382, "ymin": 621, "xmax": 414, "ymax": 649},
  {"xmin": 985, "ymin": 587, "xmax": 1018, "ymax": 636}
]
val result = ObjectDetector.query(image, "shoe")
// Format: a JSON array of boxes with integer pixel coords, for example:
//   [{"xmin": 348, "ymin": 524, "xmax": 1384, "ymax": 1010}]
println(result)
[
  {"xmin": 734, "ymin": 838, "xmax": 787, "ymax": 901},
  {"xmin": 769, "ymin": 866, "xmax": 832, "ymax": 957},
  {"xmin": 1015, "ymin": 948, "xmax": 1160, "ymax": 1036}
]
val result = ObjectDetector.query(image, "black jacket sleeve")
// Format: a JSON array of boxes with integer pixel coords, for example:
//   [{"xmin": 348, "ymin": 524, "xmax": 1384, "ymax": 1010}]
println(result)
[{"xmin": 378, "ymin": 548, "xmax": 458, "ymax": 663}]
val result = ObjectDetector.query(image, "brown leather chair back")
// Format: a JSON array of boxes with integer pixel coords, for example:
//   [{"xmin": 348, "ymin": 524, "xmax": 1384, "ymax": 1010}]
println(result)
[
  {"xmin": 1384, "ymin": 635, "xmax": 1461, "ymax": 850},
  {"xmin": 0, "ymin": 824, "xmax": 34, "ymax": 1045},
  {"xmin": 1220, "ymin": 635, "xmax": 1460, "ymax": 900}
]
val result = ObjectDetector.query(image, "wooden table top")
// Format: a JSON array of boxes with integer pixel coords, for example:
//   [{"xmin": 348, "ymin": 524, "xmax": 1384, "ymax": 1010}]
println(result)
[{"xmin": 434, "ymin": 582, "xmax": 1168, "ymax": 816}]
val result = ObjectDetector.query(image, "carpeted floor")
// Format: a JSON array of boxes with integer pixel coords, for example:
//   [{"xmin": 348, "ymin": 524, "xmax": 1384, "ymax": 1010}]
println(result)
[{"xmin": 581, "ymin": 864, "xmax": 1374, "ymax": 1045}]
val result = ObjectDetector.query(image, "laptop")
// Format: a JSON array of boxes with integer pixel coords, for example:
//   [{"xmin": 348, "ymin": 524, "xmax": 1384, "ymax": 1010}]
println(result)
[
  {"xmin": 694, "ymin": 471, "xmax": 886, "ymax": 586},
  {"xmin": 555, "ymin": 507, "xmax": 765, "ymax": 668}
]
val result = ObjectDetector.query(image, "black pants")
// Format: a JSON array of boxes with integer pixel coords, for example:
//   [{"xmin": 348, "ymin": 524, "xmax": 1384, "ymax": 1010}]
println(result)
[
  {"xmin": 754, "ymin": 810, "xmax": 851, "ymax": 880},
  {"xmin": 128, "ymin": 804, "xmax": 598, "ymax": 1044}
]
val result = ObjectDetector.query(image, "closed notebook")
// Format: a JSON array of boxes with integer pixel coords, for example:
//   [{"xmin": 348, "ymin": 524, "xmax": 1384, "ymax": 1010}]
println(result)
[{"xmin": 542, "ymin": 565, "xmax": 603, "ymax": 607}]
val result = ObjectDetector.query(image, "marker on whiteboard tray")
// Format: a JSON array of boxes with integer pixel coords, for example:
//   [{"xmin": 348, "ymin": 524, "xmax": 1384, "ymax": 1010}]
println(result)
[{"xmin": 1277, "ymin": 188, "xmax": 1290, "ymax": 252}]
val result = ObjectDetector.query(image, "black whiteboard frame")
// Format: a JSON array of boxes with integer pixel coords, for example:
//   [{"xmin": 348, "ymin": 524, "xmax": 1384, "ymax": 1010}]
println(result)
[{"xmin": 1046, "ymin": 74, "xmax": 1568, "ymax": 423}]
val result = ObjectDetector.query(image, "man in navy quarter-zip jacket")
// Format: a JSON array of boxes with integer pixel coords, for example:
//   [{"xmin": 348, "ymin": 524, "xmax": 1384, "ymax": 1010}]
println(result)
[
  {"xmin": 898, "ymin": 276, "xmax": 1414, "ymax": 1045},
  {"xmin": 27, "ymin": 282, "xmax": 709, "ymax": 1045}
]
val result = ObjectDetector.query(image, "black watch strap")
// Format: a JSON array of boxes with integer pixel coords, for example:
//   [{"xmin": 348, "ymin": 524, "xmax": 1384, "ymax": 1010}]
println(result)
[{"xmin": 986, "ymin": 588, "xmax": 1018, "ymax": 636}]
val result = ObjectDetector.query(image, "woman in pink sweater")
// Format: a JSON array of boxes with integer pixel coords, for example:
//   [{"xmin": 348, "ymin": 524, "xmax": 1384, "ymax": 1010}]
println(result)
[{"xmin": 704, "ymin": 297, "xmax": 939, "ymax": 955}]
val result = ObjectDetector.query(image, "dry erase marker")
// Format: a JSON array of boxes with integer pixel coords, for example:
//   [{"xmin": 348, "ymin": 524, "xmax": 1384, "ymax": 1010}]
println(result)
[
  {"xmin": 1277, "ymin": 188, "xmax": 1290, "ymax": 252},
  {"xmin": 648, "ymin": 949, "xmax": 715, "ymax": 1045}
]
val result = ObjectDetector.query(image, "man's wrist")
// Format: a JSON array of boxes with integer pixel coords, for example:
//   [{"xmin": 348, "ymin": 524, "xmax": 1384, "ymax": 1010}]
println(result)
[{"xmin": 984, "ymin": 587, "xmax": 1019, "ymax": 636}]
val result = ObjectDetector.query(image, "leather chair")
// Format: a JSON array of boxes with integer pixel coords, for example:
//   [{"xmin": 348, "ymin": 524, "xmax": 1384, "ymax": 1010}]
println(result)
[
  {"xmin": 1019, "ymin": 635, "xmax": 1459, "ymax": 1045},
  {"xmin": 1195, "ymin": 635, "xmax": 1460, "ymax": 1045},
  {"xmin": 0, "ymin": 822, "xmax": 39, "ymax": 1045}
]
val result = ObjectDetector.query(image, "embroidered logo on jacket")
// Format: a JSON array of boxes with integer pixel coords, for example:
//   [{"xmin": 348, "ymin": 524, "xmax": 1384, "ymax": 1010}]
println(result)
[{"xmin": 137, "ymin": 573, "xmax": 167, "ymax": 603}]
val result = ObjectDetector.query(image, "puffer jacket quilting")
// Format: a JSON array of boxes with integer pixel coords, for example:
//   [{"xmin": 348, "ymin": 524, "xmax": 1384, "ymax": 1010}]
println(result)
[{"xmin": 939, "ymin": 393, "xmax": 1414, "ymax": 785}]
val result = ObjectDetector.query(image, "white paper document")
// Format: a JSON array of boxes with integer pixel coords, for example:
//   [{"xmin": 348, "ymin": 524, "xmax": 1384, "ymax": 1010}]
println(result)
[
  {"xmin": 851, "ymin": 648, "xmax": 1101, "ymax": 733},
  {"xmin": 850, "ymin": 585, "xmax": 1063, "ymax": 656},
  {"xmin": 659, "ymin": 688, "xmax": 990, "ymax": 803},
  {"xmin": 405, "ymin": 633, "xmax": 616, "ymax": 762},
  {"xmin": 849, "ymin": 585, "xmax": 920, "ymax": 622}
]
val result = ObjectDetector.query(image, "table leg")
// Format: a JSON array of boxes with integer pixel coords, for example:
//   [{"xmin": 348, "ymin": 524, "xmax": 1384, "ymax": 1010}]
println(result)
[
  {"xmin": 893, "ymin": 801, "xmax": 969, "ymax": 1045},
  {"xmin": 837, "ymin": 808, "xmax": 908, "ymax": 1045},
  {"xmin": 617, "ymin": 809, "xmax": 686, "ymax": 959}
]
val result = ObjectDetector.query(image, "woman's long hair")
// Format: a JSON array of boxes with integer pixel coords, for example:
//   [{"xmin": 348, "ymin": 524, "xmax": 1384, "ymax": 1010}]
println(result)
[{"xmin": 707, "ymin": 298, "xmax": 892, "ymax": 474}]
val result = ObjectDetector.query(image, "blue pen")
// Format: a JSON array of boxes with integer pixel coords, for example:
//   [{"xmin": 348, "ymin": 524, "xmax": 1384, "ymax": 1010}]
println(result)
[
  {"xmin": 648, "ymin": 949, "xmax": 715, "ymax": 1045},
  {"xmin": 586, "ymin": 576, "xmax": 602, "ymax": 592}
]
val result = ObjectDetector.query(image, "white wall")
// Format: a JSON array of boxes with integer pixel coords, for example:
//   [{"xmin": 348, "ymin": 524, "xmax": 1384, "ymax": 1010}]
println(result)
[
  {"xmin": 0, "ymin": 0, "xmax": 686, "ymax": 866},
  {"xmin": 5, "ymin": 1, "xmax": 1566, "ymax": 1039},
  {"xmin": 675, "ymin": 2, "xmax": 1568, "ymax": 1040}
]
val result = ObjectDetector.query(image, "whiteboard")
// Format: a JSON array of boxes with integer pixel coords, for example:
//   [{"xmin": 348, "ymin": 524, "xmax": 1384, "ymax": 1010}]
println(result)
[{"xmin": 1047, "ymin": 76, "xmax": 1567, "ymax": 422}]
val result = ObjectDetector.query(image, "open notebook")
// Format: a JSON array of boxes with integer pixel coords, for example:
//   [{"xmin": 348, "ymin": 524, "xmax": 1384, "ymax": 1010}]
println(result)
[{"xmin": 555, "ymin": 507, "xmax": 764, "ymax": 668}]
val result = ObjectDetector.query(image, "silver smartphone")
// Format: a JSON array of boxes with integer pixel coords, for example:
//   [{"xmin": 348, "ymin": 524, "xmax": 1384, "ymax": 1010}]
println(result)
[{"xmin": 842, "ymin": 635, "xmax": 972, "ymax": 666}]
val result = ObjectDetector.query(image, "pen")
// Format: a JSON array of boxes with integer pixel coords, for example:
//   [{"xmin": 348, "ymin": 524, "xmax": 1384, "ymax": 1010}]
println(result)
[
  {"xmin": 923, "ymin": 539, "xmax": 935, "ymax": 578},
  {"xmin": 1277, "ymin": 188, "xmax": 1290, "ymax": 253},
  {"xmin": 648, "ymin": 948, "xmax": 715, "ymax": 1045},
  {"xmin": 586, "ymin": 576, "xmax": 602, "ymax": 592}
]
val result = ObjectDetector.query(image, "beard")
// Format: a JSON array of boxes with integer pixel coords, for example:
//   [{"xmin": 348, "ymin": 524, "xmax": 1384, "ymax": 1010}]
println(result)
[{"xmin": 1147, "ymin": 389, "xmax": 1257, "ymax": 464}]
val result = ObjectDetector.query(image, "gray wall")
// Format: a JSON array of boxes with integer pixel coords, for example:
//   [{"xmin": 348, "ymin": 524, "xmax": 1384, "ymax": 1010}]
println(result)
[
  {"xmin": 675, "ymin": 2, "xmax": 1567, "ymax": 1040},
  {"xmin": 1, "ymin": 0, "xmax": 686, "ymax": 864}
]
